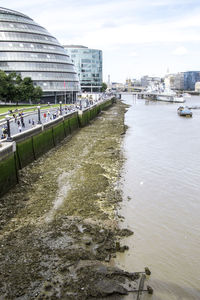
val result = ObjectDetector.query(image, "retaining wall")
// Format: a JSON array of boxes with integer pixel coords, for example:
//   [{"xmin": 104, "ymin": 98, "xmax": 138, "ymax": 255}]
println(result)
[
  {"xmin": 0, "ymin": 98, "xmax": 115, "ymax": 197},
  {"xmin": 0, "ymin": 143, "xmax": 18, "ymax": 196}
]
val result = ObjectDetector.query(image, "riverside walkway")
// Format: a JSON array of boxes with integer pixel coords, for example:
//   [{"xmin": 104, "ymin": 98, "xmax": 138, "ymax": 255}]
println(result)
[
  {"xmin": 0, "ymin": 105, "xmax": 75, "ymax": 137},
  {"xmin": 0, "ymin": 97, "xmax": 107, "ymax": 140}
]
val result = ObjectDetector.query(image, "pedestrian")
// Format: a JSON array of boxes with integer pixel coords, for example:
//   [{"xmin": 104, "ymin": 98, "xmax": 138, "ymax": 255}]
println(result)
[
  {"xmin": 32, "ymin": 119, "xmax": 35, "ymax": 127},
  {"xmin": 29, "ymin": 119, "xmax": 31, "ymax": 124},
  {"xmin": 20, "ymin": 116, "xmax": 24, "ymax": 125},
  {"xmin": 2, "ymin": 126, "xmax": 8, "ymax": 135}
]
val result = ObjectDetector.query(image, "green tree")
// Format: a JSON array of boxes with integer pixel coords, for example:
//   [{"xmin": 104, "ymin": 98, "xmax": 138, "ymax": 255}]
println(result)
[
  {"xmin": 101, "ymin": 82, "xmax": 107, "ymax": 92},
  {"xmin": 19, "ymin": 77, "xmax": 35, "ymax": 102},
  {"xmin": 0, "ymin": 70, "xmax": 9, "ymax": 102},
  {"xmin": 7, "ymin": 72, "xmax": 19, "ymax": 103},
  {"xmin": 17, "ymin": 76, "xmax": 42, "ymax": 103},
  {"xmin": 32, "ymin": 86, "xmax": 43, "ymax": 103},
  {"xmin": 0, "ymin": 70, "xmax": 43, "ymax": 103}
]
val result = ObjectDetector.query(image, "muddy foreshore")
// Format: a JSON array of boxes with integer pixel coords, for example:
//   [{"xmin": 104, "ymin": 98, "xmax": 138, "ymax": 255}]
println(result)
[{"xmin": 0, "ymin": 101, "xmax": 138, "ymax": 299}]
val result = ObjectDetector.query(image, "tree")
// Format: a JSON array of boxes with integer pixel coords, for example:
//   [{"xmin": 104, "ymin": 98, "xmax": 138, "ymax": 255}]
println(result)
[
  {"xmin": 0, "ymin": 70, "xmax": 9, "ymax": 102},
  {"xmin": 7, "ymin": 72, "xmax": 19, "ymax": 103},
  {"xmin": 101, "ymin": 82, "xmax": 107, "ymax": 92},
  {"xmin": 0, "ymin": 70, "xmax": 43, "ymax": 103},
  {"xmin": 32, "ymin": 86, "xmax": 43, "ymax": 103},
  {"xmin": 18, "ymin": 76, "xmax": 43, "ymax": 103},
  {"xmin": 19, "ymin": 77, "xmax": 35, "ymax": 102}
]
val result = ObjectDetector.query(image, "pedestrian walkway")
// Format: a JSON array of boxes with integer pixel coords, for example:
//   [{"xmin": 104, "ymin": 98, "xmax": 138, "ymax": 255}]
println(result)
[{"xmin": 0, "ymin": 96, "xmax": 111, "ymax": 141}]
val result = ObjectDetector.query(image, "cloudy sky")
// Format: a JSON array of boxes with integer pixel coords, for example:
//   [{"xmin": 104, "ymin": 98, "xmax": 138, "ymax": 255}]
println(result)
[{"xmin": 1, "ymin": 0, "xmax": 200, "ymax": 82}]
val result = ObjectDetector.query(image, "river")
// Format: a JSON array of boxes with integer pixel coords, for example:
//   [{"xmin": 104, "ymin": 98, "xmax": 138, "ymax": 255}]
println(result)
[{"xmin": 116, "ymin": 95, "xmax": 200, "ymax": 300}]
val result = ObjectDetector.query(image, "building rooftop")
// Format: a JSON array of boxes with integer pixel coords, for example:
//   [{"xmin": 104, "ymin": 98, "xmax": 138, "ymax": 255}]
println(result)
[{"xmin": 0, "ymin": 7, "xmax": 32, "ymax": 20}]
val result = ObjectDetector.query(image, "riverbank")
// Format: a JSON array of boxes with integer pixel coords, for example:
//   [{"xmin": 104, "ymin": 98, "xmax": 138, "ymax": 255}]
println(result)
[{"xmin": 0, "ymin": 100, "xmax": 140, "ymax": 299}]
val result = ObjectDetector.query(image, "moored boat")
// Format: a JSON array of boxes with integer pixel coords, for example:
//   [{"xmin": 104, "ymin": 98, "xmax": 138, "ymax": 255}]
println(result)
[{"xmin": 156, "ymin": 88, "xmax": 185, "ymax": 103}]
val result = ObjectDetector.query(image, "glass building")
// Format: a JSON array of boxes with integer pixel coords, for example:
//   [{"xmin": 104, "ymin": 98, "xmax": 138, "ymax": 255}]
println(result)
[
  {"xmin": 0, "ymin": 7, "xmax": 80, "ymax": 103},
  {"xmin": 183, "ymin": 71, "xmax": 200, "ymax": 91},
  {"xmin": 64, "ymin": 45, "xmax": 102, "ymax": 92}
]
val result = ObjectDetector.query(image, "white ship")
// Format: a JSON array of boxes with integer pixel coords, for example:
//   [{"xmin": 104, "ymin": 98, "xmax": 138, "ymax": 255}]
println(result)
[
  {"xmin": 157, "ymin": 90, "xmax": 185, "ymax": 103},
  {"xmin": 145, "ymin": 84, "xmax": 185, "ymax": 103}
]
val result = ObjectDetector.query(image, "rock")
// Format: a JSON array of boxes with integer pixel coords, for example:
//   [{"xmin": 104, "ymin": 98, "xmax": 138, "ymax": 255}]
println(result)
[
  {"xmin": 84, "ymin": 240, "xmax": 91, "ymax": 246},
  {"xmin": 89, "ymin": 279, "xmax": 128, "ymax": 297},
  {"xmin": 147, "ymin": 285, "xmax": 154, "ymax": 294},
  {"xmin": 119, "ymin": 245, "xmax": 129, "ymax": 252},
  {"xmin": 116, "ymin": 241, "xmax": 120, "ymax": 251},
  {"xmin": 105, "ymin": 254, "xmax": 111, "ymax": 262},
  {"xmin": 145, "ymin": 267, "xmax": 151, "ymax": 275},
  {"xmin": 118, "ymin": 228, "xmax": 134, "ymax": 237}
]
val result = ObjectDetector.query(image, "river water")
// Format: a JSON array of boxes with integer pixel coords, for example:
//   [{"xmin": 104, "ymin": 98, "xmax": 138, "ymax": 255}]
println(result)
[{"xmin": 116, "ymin": 95, "xmax": 200, "ymax": 300}]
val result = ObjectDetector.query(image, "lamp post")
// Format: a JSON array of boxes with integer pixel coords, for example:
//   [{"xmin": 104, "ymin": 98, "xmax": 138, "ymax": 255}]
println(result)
[
  {"xmin": 5, "ymin": 115, "xmax": 12, "ymax": 142},
  {"xmin": 37, "ymin": 106, "xmax": 41, "ymax": 124},
  {"xmin": 59, "ymin": 101, "xmax": 62, "ymax": 115}
]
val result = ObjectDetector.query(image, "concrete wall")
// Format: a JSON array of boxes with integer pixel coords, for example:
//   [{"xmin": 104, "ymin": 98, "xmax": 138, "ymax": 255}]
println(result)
[{"xmin": 0, "ymin": 98, "xmax": 115, "ymax": 197}]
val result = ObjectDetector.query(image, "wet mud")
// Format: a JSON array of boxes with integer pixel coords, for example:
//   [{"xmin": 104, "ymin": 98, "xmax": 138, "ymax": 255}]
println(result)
[{"xmin": 0, "ymin": 101, "xmax": 138, "ymax": 299}]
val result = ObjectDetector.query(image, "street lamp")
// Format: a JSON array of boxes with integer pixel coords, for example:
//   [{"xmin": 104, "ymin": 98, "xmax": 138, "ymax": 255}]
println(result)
[
  {"xmin": 59, "ymin": 101, "xmax": 62, "ymax": 115},
  {"xmin": 5, "ymin": 115, "xmax": 12, "ymax": 142},
  {"xmin": 37, "ymin": 106, "xmax": 41, "ymax": 124}
]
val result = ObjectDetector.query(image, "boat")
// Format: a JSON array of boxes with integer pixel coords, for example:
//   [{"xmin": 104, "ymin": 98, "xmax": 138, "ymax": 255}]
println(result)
[
  {"xmin": 156, "ymin": 91, "xmax": 185, "ymax": 103},
  {"xmin": 145, "ymin": 84, "xmax": 185, "ymax": 103},
  {"xmin": 173, "ymin": 95, "xmax": 185, "ymax": 103},
  {"xmin": 177, "ymin": 106, "xmax": 192, "ymax": 117}
]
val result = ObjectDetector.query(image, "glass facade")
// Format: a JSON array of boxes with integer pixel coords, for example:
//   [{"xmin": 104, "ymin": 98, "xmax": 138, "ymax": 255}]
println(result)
[
  {"xmin": 183, "ymin": 71, "xmax": 200, "ymax": 91},
  {"xmin": 64, "ymin": 45, "xmax": 102, "ymax": 92},
  {"xmin": 0, "ymin": 7, "xmax": 80, "ymax": 98}
]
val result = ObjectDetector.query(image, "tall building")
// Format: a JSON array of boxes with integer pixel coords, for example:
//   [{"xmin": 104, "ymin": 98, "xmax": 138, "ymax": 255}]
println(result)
[
  {"xmin": 174, "ymin": 73, "xmax": 184, "ymax": 90},
  {"xmin": 195, "ymin": 82, "xmax": 200, "ymax": 93},
  {"xmin": 164, "ymin": 74, "xmax": 175, "ymax": 89},
  {"xmin": 0, "ymin": 7, "xmax": 80, "ymax": 103},
  {"xmin": 165, "ymin": 73, "xmax": 184, "ymax": 90},
  {"xmin": 64, "ymin": 45, "xmax": 102, "ymax": 92},
  {"xmin": 141, "ymin": 75, "xmax": 161, "ymax": 87},
  {"xmin": 183, "ymin": 71, "xmax": 200, "ymax": 91}
]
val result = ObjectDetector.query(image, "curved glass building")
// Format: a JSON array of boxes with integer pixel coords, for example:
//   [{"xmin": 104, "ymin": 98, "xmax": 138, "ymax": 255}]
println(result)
[{"xmin": 0, "ymin": 7, "xmax": 80, "ymax": 102}]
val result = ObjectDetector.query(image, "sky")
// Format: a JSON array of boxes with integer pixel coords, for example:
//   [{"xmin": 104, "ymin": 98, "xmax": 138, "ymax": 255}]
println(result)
[{"xmin": 1, "ymin": 0, "xmax": 200, "ymax": 82}]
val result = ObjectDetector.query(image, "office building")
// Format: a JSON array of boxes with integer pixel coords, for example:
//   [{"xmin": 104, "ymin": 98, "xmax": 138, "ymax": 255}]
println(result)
[
  {"xmin": 0, "ymin": 7, "xmax": 80, "ymax": 103},
  {"xmin": 174, "ymin": 73, "xmax": 184, "ymax": 90},
  {"xmin": 183, "ymin": 71, "xmax": 200, "ymax": 91},
  {"xmin": 165, "ymin": 73, "xmax": 184, "ymax": 90},
  {"xmin": 64, "ymin": 45, "xmax": 102, "ymax": 92},
  {"xmin": 141, "ymin": 76, "xmax": 161, "ymax": 87}
]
